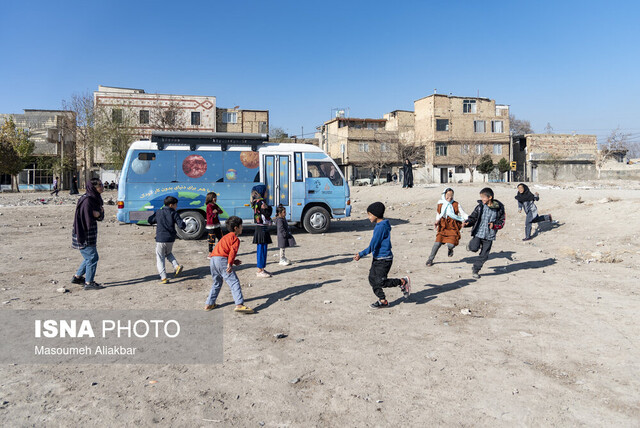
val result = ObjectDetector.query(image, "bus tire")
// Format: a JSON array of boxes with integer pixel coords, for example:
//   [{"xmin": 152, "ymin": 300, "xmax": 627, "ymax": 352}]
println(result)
[
  {"xmin": 176, "ymin": 210, "xmax": 206, "ymax": 240},
  {"xmin": 303, "ymin": 206, "xmax": 330, "ymax": 234}
]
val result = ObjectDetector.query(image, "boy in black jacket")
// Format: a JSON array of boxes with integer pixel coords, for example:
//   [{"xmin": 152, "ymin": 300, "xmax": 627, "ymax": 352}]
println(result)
[
  {"xmin": 463, "ymin": 187, "xmax": 505, "ymax": 278},
  {"xmin": 148, "ymin": 196, "xmax": 187, "ymax": 284}
]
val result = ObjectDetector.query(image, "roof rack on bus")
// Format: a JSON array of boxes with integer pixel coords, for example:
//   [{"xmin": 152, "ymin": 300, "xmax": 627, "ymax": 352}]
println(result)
[{"xmin": 151, "ymin": 131, "xmax": 269, "ymax": 151}]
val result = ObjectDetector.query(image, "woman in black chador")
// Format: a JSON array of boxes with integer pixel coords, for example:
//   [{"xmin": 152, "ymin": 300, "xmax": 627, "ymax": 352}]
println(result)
[{"xmin": 402, "ymin": 159, "xmax": 414, "ymax": 188}]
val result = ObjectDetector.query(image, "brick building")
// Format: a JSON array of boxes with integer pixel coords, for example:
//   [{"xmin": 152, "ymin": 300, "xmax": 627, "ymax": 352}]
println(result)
[{"xmin": 414, "ymin": 94, "xmax": 510, "ymax": 183}]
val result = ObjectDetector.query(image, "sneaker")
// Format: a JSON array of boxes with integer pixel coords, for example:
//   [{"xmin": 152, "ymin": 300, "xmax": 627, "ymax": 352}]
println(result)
[
  {"xmin": 256, "ymin": 271, "xmax": 272, "ymax": 278},
  {"xmin": 83, "ymin": 282, "xmax": 105, "ymax": 290},
  {"xmin": 448, "ymin": 247, "xmax": 454, "ymax": 257},
  {"xmin": 234, "ymin": 305, "xmax": 254, "ymax": 314},
  {"xmin": 472, "ymin": 271, "xmax": 480, "ymax": 279},
  {"xmin": 174, "ymin": 265, "xmax": 184, "ymax": 277},
  {"xmin": 426, "ymin": 260, "xmax": 434, "ymax": 267},
  {"xmin": 279, "ymin": 259, "xmax": 291, "ymax": 266},
  {"xmin": 71, "ymin": 275, "xmax": 85, "ymax": 285},
  {"xmin": 204, "ymin": 304, "xmax": 218, "ymax": 311},
  {"xmin": 370, "ymin": 300, "xmax": 389, "ymax": 309},
  {"xmin": 400, "ymin": 276, "xmax": 411, "ymax": 298},
  {"xmin": 160, "ymin": 278, "xmax": 169, "ymax": 284}
]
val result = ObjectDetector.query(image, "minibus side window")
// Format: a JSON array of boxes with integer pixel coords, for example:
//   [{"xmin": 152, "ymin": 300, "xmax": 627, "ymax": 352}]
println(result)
[
  {"xmin": 294, "ymin": 152, "xmax": 303, "ymax": 182},
  {"xmin": 307, "ymin": 161, "xmax": 342, "ymax": 186}
]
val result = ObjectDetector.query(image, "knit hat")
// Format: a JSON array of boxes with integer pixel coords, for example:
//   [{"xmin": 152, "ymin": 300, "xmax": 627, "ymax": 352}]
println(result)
[{"xmin": 367, "ymin": 202, "xmax": 385, "ymax": 219}]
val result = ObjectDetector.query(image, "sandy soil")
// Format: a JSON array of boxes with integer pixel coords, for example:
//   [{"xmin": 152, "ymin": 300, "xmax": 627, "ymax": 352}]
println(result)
[{"xmin": 0, "ymin": 182, "xmax": 639, "ymax": 426}]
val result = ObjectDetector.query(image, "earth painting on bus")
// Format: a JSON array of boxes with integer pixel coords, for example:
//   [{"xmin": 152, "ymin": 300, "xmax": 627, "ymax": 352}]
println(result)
[{"xmin": 182, "ymin": 155, "xmax": 207, "ymax": 178}]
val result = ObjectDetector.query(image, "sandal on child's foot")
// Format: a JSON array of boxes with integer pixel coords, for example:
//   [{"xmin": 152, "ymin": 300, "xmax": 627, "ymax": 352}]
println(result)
[
  {"xmin": 400, "ymin": 276, "xmax": 411, "ymax": 298},
  {"xmin": 256, "ymin": 271, "xmax": 272, "ymax": 278},
  {"xmin": 426, "ymin": 260, "xmax": 433, "ymax": 267},
  {"xmin": 174, "ymin": 265, "xmax": 184, "ymax": 277},
  {"xmin": 370, "ymin": 300, "xmax": 389, "ymax": 309},
  {"xmin": 204, "ymin": 304, "xmax": 218, "ymax": 311},
  {"xmin": 160, "ymin": 278, "xmax": 169, "ymax": 284},
  {"xmin": 234, "ymin": 305, "xmax": 254, "ymax": 314}
]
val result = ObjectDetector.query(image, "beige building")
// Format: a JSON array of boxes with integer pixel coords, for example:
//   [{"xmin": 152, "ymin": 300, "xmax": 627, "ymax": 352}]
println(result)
[
  {"xmin": 215, "ymin": 108, "xmax": 268, "ymax": 133},
  {"xmin": 0, "ymin": 110, "xmax": 76, "ymax": 191},
  {"xmin": 414, "ymin": 94, "xmax": 510, "ymax": 183},
  {"xmin": 513, "ymin": 134, "xmax": 598, "ymax": 182},
  {"xmin": 318, "ymin": 114, "xmax": 405, "ymax": 182}
]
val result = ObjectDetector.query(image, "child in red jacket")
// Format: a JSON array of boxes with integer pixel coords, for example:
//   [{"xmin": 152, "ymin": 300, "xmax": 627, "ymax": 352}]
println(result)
[{"xmin": 204, "ymin": 216, "xmax": 253, "ymax": 314}]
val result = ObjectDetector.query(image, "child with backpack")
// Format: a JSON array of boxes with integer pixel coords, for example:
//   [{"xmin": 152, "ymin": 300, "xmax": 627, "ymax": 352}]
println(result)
[
  {"xmin": 148, "ymin": 196, "xmax": 186, "ymax": 284},
  {"xmin": 463, "ymin": 188, "xmax": 505, "ymax": 279},
  {"xmin": 426, "ymin": 187, "xmax": 469, "ymax": 266}
]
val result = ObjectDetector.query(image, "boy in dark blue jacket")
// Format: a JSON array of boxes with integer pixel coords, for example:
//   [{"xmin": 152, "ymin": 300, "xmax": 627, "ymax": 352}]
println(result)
[
  {"xmin": 354, "ymin": 202, "xmax": 411, "ymax": 308},
  {"xmin": 148, "ymin": 196, "xmax": 187, "ymax": 284}
]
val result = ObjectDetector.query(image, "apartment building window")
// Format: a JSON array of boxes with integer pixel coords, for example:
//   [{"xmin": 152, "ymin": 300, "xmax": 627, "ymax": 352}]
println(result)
[
  {"xmin": 455, "ymin": 166, "xmax": 465, "ymax": 173},
  {"xmin": 112, "ymin": 108, "xmax": 123, "ymax": 124},
  {"xmin": 358, "ymin": 143, "xmax": 369, "ymax": 152},
  {"xmin": 139, "ymin": 110, "xmax": 149, "ymax": 124},
  {"xmin": 380, "ymin": 143, "xmax": 390, "ymax": 152},
  {"xmin": 191, "ymin": 112, "xmax": 201, "ymax": 126},
  {"xmin": 436, "ymin": 119, "xmax": 449, "ymax": 131},
  {"xmin": 259, "ymin": 121, "xmax": 267, "ymax": 133},
  {"xmin": 223, "ymin": 112, "xmax": 237, "ymax": 124},
  {"xmin": 475, "ymin": 144, "xmax": 484, "ymax": 155},
  {"xmin": 474, "ymin": 120, "xmax": 486, "ymax": 133},
  {"xmin": 461, "ymin": 144, "xmax": 469, "ymax": 154},
  {"xmin": 435, "ymin": 143, "xmax": 447, "ymax": 156},
  {"xmin": 493, "ymin": 144, "xmax": 502, "ymax": 155},
  {"xmin": 463, "ymin": 99, "xmax": 477, "ymax": 113},
  {"xmin": 491, "ymin": 120, "xmax": 503, "ymax": 133}
]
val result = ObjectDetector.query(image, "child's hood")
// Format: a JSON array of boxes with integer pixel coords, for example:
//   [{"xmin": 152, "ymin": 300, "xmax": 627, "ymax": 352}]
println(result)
[
  {"xmin": 375, "ymin": 219, "xmax": 391, "ymax": 232},
  {"xmin": 476, "ymin": 199, "xmax": 503, "ymax": 210}
]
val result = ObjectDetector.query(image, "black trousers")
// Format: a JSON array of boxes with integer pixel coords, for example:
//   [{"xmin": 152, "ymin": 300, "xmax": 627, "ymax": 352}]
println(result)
[
  {"xmin": 369, "ymin": 259, "xmax": 402, "ymax": 300},
  {"xmin": 207, "ymin": 228, "xmax": 223, "ymax": 252},
  {"xmin": 468, "ymin": 236, "xmax": 493, "ymax": 273}
]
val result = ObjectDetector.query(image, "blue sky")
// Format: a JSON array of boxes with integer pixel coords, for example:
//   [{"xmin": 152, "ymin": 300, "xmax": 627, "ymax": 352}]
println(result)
[{"xmin": 1, "ymin": 0, "xmax": 639, "ymax": 144}]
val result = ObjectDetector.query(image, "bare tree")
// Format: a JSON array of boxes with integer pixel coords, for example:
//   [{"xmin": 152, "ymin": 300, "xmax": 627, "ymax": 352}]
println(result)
[
  {"xmin": 510, "ymin": 114, "xmax": 534, "ymax": 135},
  {"xmin": 62, "ymin": 92, "xmax": 98, "ymax": 185},
  {"xmin": 546, "ymin": 153, "xmax": 563, "ymax": 181},
  {"xmin": 94, "ymin": 102, "xmax": 137, "ymax": 170},
  {"xmin": 360, "ymin": 143, "xmax": 394, "ymax": 184},
  {"xmin": 269, "ymin": 127, "xmax": 289, "ymax": 142},
  {"xmin": 596, "ymin": 127, "xmax": 630, "ymax": 178},
  {"xmin": 451, "ymin": 141, "xmax": 487, "ymax": 183}
]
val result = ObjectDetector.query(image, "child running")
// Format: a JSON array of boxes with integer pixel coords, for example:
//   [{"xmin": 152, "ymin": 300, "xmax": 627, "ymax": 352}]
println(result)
[
  {"xmin": 515, "ymin": 183, "xmax": 553, "ymax": 241},
  {"xmin": 205, "ymin": 192, "xmax": 224, "ymax": 258},
  {"xmin": 463, "ymin": 188, "xmax": 505, "ymax": 279},
  {"xmin": 275, "ymin": 204, "xmax": 296, "ymax": 266},
  {"xmin": 354, "ymin": 202, "xmax": 411, "ymax": 309},
  {"xmin": 204, "ymin": 216, "xmax": 253, "ymax": 313},
  {"xmin": 426, "ymin": 187, "xmax": 468, "ymax": 266},
  {"xmin": 148, "ymin": 196, "xmax": 186, "ymax": 284},
  {"xmin": 251, "ymin": 185, "xmax": 273, "ymax": 278}
]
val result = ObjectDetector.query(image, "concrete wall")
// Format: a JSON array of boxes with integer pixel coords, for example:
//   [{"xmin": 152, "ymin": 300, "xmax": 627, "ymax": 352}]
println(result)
[{"xmin": 216, "ymin": 109, "xmax": 269, "ymax": 133}]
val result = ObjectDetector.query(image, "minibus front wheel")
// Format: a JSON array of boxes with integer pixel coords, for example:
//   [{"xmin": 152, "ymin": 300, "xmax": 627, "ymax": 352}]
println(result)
[
  {"xmin": 303, "ymin": 206, "xmax": 331, "ymax": 234},
  {"xmin": 177, "ymin": 210, "xmax": 206, "ymax": 240}
]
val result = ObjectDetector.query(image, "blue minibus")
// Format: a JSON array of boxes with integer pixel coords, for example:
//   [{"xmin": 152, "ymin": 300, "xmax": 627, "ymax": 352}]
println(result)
[{"xmin": 116, "ymin": 131, "xmax": 351, "ymax": 239}]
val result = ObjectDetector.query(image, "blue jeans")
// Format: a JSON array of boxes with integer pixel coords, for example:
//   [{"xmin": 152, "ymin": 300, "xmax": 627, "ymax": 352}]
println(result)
[
  {"xmin": 256, "ymin": 244, "xmax": 268, "ymax": 269},
  {"xmin": 76, "ymin": 246, "xmax": 99, "ymax": 283},
  {"xmin": 206, "ymin": 257, "xmax": 244, "ymax": 306}
]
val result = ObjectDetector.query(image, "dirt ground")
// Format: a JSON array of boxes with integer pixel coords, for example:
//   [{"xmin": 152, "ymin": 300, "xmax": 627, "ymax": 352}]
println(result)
[{"xmin": 1, "ymin": 181, "xmax": 639, "ymax": 427}]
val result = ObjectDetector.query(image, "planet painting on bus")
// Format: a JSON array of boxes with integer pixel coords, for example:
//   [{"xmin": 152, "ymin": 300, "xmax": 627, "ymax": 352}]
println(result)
[
  {"xmin": 225, "ymin": 169, "xmax": 237, "ymax": 181},
  {"xmin": 240, "ymin": 151, "xmax": 259, "ymax": 169},
  {"xmin": 131, "ymin": 158, "xmax": 151, "ymax": 175},
  {"xmin": 182, "ymin": 155, "xmax": 207, "ymax": 178}
]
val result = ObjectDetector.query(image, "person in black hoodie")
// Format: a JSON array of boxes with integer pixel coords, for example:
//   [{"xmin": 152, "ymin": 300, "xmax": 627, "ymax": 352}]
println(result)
[
  {"xmin": 148, "ymin": 196, "xmax": 187, "ymax": 284},
  {"xmin": 71, "ymin": 178, "xmax": 105, "ymax": 290},
  {"xmin": 463, "ymin": 187, "xmax": 505, "ymax": 278}
]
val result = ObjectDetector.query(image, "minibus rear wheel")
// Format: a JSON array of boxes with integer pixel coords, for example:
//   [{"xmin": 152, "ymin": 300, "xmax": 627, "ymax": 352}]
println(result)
[
  {"xmin": 177, "ymin": 210, "xmax": 206, "ymax": 240},
  {"xmin": 303, "ymin": 206, "xmax": 330, "ymax": 234}
]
